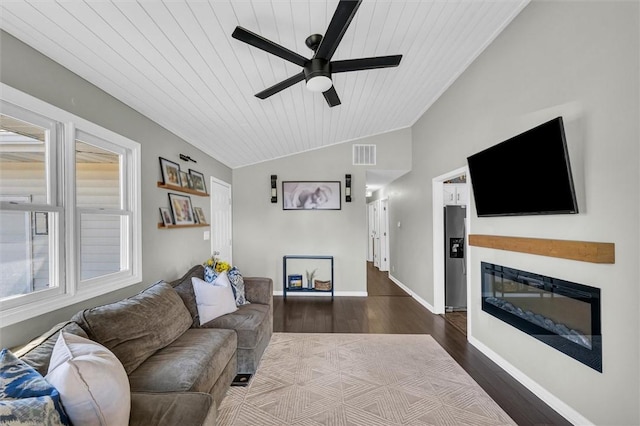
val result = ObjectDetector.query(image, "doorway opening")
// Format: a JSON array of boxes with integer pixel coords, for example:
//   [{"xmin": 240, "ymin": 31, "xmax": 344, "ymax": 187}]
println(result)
[
  {"xmin": 432, "ymin": 166, "xmax": 470, "ymax": 336},
  {"xmin": 367, "ymin": 198, "xmax": 389, "ymax": 272}
]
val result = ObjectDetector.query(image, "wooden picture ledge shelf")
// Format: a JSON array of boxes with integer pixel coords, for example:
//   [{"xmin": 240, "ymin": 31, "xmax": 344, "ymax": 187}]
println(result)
[
  {"xmin": 158, "ymin": 223, "xmax": 208, "ymax": 229},
  {"xmin": 157, "ymin": 182, "xmax": 209, "ymax": 197},
  {"xmin": 468, "ymin": 234, "xmax": 615, "ymax": 264}
]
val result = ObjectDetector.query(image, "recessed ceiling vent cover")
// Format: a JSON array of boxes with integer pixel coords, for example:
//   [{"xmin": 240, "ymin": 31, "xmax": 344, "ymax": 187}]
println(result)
[{"xmin": 353, "ymin": 144, "xmax": 376, "ymax": 166}]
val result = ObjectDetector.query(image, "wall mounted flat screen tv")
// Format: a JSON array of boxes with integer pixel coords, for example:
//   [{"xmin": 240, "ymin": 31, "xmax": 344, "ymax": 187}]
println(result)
[{"xmin": 467, "ymin": 116, "xmax": 578, "ymax": 217}]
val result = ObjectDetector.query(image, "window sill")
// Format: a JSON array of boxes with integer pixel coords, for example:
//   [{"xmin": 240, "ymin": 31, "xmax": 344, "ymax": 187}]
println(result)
[{"xmin": 0, "ymin": 271, "xmax": 142, "ymax": 327}]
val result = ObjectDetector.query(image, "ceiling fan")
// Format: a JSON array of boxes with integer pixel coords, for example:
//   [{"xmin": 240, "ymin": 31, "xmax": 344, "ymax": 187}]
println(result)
[{"xmin": 232, "ymin": 0, "xmax": 402, "ymax": 107}]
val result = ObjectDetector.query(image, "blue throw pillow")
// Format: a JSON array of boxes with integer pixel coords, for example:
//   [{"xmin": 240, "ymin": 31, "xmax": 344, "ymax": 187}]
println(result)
[
  {"xmin": 228, "ymin": 266, "xmax": 250, "ymax": 306},
  {"xmin": 204, "ymin": 265, "xmax": 217, "ymax": 283},
  {"xmin": 0, "ymin": 348, "xmax": 70, "ymax": 425}
]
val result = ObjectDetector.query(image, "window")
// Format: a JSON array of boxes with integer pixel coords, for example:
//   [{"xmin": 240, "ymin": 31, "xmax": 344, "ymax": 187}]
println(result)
[
  {"xmin": 0, "ymin": 105, "xmax": 62, "ymax": 310},
  {"xmin": 75, "ymin": 134, "xmax": 126, "ymax": 283},
  {"xmin": 0, "ymin": 84, "xmax": 141, "ymax": 326}
]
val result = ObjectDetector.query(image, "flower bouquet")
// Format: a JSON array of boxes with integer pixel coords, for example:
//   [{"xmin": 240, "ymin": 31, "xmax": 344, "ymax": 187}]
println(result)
[{"xmin": 203, "ymin": 252, "xmax": 230, "ymax": 282}]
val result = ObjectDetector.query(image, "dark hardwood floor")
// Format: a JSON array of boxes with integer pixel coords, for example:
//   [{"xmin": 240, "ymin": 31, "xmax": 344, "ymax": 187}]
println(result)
[{"xmin": 273, "ymin": 262, "xmax": 571, "ymax": 426}]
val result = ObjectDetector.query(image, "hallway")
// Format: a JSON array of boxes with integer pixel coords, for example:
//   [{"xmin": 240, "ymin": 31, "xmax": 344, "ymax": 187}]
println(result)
[{"xmin": 366, "ymin": 261, "xmax": 411, "ymax": 296}]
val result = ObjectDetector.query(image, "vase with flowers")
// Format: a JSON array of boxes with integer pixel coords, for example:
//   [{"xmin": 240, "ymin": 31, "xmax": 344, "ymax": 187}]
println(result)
[{"xmin": 203, "ymin": 251, "xmax": 231, "ymax": 282}]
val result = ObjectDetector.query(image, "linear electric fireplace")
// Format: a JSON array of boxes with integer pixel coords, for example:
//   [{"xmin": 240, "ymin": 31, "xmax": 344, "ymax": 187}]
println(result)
[{"xmin": 481, "ymin": 262, "xmax": 602, "ymax": 372}]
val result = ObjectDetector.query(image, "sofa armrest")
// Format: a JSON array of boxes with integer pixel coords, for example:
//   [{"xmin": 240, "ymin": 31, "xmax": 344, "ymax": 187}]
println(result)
[
  {"xmin": 130, "ymin": 392, "xmax": 216, "ymax": 426},
  {"xmin": 244, "ymin": 277, "xmax": 273, "ymax": 306}
]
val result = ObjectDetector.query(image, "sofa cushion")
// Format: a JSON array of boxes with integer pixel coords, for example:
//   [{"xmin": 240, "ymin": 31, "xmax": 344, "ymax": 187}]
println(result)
[
  {"xmin": 228, "ymin": 266, "xmax": 250, "ymax": 306},
  {"xmin": 192, "ymin": 276, "xmax": 238, "ymax": 325},
  {"xmin": 0, "ymin": 395, "xmax": 65, "ymax": 426},
  {"xmin": 170, "ymin": 265, "xmax": 205, "ymax": 327},
  {"xmin": 129, "ymin": 392, "xmax": 216, "ymax": 426},
  {"xmin": 205, "ymin": 266, "xmax": 251, "ymax": 307},
  {"xmin": 200, "ymin": 303, "xmax": 270, "ymax": 350},
  {"xmin": 71, "ymin": 281, "xmax": 192, "ymax": 375},
  {"xmin": 13, "ymin": 321, "xmax": 88, "ymax": 377},
  {"xmin": 243, "ymin": 277, "xmax": 274, "ymax": 306},
  {"xmin": 128, "ymin": 328, "xmax": 236, "ymax": 394},
  {"xmin": 0, "ymin": 349, "xmax": 69, "ymax": 425},
  {"xmin": 46, "ymin": 332, "xmax": 130, "ymax": 426}
]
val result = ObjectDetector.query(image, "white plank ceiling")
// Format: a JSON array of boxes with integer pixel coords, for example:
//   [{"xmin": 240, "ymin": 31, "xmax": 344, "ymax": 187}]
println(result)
[{"xmin": 0, "ymin": 0, "xmax": 529, "ymax": 169}]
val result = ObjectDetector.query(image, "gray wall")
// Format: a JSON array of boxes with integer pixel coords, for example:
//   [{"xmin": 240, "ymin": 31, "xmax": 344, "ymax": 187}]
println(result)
[
  {"xmin": 385, "ymin": 2, "xmax": 639, "ymax": 424},
  {"xmin": 232, "ymin": 128, "xmax": 411, "ymax": 292},
  {"xmin": 0, "ymin": 31, "xmax": 232, "ymax": 348}
]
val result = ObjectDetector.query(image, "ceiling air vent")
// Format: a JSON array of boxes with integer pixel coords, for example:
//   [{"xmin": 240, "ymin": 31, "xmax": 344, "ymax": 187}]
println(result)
[{"xmin": 353, "ymin": 144, "xmax": 376, "ymax": 166}]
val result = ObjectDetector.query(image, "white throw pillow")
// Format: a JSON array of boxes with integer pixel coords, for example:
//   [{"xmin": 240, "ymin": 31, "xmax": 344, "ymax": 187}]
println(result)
[
  {"xmin": 192, "ymin": 276, "xmax": 238, "ymax": 325},
  {"xmin": 45, "ymin": 332, "xmax": 130, "ymax": 426},
  {"xmin": 212, "ymin": 270, "xmax": 231, "ymax": 287}
]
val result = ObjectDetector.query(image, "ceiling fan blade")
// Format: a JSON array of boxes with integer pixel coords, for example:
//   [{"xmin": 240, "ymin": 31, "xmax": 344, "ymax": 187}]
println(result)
[
  {"xmin": 233, "ymin": 26, "xmax": 308, "ymax": 67},
  {"xmin": 255, "ymin": 72, "xmax": 306, "ymax": 99},
  {"xmin": 314, "ymin": 0, "xmax": 362, "ymax": 61},
  {"xmin": 323, "ymin": 86, "xmax": 341, "ymax": 107},
  {"xmin": 331, "ymin": 55, "xmax": 402, "ymax": 73}
]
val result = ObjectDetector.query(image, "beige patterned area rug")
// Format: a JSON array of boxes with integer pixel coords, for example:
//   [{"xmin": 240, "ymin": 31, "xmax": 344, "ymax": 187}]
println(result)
[{"xmin": 218, "ymin": 333, "xmax": 516, "ymax": 425}]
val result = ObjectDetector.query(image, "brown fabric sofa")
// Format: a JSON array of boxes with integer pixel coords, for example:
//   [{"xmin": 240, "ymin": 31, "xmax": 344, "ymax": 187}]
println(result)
[
  {"xmin": 13, "ymin": 267, "xmax": 273, "ymax": 426},
  {"xmin": 170, "ymin": 264, "xmax": 273, "ymax": 374}
]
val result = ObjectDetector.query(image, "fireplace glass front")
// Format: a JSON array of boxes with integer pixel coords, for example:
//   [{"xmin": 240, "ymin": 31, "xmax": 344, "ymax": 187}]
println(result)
[{"xmin": 481, "ymin": 262, "xmax": 601, "ymax": 372}]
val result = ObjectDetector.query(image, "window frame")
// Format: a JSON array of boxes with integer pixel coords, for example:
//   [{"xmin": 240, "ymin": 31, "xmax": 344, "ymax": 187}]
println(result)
[
  {"xmin": 70, "ymin": 126, "xmax": 138, "ymax": 291},
  {"xmin": 0, "ymin": 84, "xmax": 142, "ymax": 326}
]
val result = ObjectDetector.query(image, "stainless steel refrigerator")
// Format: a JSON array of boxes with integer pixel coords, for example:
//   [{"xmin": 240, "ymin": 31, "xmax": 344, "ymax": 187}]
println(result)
[{"xmin": 444, "ymin": 205, "xmax": 467, "ymax": 311}]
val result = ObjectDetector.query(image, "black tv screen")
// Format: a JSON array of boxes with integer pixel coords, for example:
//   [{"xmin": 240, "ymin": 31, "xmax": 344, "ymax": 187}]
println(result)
[{"xmin": 467, "ymin": 116, "xmax": 578, "ymax": 217}]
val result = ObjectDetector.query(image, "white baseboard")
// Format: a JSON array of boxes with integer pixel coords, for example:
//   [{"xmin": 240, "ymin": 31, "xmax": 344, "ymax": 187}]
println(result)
[
  {"xmin": 468, "ymin": 336, "xmax": 592, "ymax": 426},
  {"xmin": 273, "ymin": 291, "xmax": 368, "ymax": 297},
  {"xmin": 388, "ymin": 274, "xmax": 436, "ymax": 313}
]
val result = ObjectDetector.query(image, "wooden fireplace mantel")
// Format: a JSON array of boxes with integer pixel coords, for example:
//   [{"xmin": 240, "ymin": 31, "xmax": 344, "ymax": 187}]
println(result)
[{"xmin": 468, "ymin": 234, "xmax": 615, "ymax": 264}]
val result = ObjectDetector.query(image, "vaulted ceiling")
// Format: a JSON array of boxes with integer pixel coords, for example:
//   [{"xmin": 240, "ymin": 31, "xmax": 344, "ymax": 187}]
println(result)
[{"xmin": 0, "ymin": 0, "xmax": 529, "ymax": 169}]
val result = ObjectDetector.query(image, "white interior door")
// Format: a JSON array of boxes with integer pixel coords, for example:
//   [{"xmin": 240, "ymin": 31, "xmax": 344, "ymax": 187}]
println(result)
[
  {"xmin": 373, "ymin": 200, "xmax": 380, "ymax": 268},
  {"xmin": 379, "ymin": 199, "xmax": 389, "ymax": 271},
  {"xmin": 209, "ymin": 177, "xmax": 232, "ymax": 264},
  {"xmin": 367, "ymin": 202, "xmax": 375, "ymax": 262}
]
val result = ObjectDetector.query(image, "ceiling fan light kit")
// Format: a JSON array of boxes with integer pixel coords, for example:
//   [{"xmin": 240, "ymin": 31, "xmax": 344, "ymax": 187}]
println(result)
[
  {"xmin": 305, "ymin": 57, "xmax": 332, "ymax": 92},
  {"xmin": 232, "ymin": 0, "xmax": 402, "ymax": 107},
  {"xmin": 306, "ymin": 76, "xmax": 332, "ymax": 92}
]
